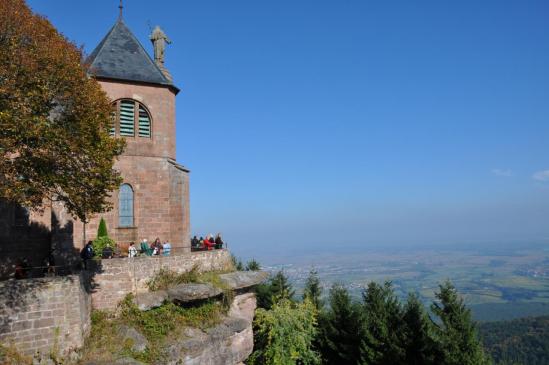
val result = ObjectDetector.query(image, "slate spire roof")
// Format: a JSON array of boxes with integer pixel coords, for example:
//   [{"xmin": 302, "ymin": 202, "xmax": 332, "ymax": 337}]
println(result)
[{"xmin": 86, "ymin": 20, "xmax": 175, "ymax": 88}]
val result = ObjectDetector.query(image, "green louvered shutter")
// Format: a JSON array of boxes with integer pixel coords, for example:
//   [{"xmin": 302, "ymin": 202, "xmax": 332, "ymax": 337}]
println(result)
[
  {"xmin": 138, "ymin": 104, "xmax": 151, "ymax": 137},
  {"xmin": 119, "ymin": 100, "xmax": 135, "ymax": 136}
]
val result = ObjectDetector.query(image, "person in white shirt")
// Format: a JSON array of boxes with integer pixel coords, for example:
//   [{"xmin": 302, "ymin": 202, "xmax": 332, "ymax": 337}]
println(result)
[{"xmin": 128, "ymin": 242, "xmax": 138, "ymax": 258}]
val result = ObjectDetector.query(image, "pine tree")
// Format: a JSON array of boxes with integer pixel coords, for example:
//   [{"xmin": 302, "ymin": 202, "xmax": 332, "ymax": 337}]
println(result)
[
  {"xmin": 97, "ymin": 217, "xmax": 108, "ymax": 238},
  {"xmin": 303, "ymin": 269, "xmax": 324, "ymax": 311},
  {"xmin": 359, "ymin": 281, "xmax": 405, "ymax": 365},
  {"xmin": 319, "ymin": 283, "xmax": 363, "ymax": 365},
  {"xmin": 431, "ymin": 281, "xmax": 491, "ymax": 365},
  {"xmin": 256, "ymin": 270, "xmax": 295, "ymax": 310},
  {"xmin": 402, "ymin": 293, "xmax": 438, "ymax": 365},
  {"xmin": 246, "ymin": 259, "xmax": 261, "ymax": 271}
]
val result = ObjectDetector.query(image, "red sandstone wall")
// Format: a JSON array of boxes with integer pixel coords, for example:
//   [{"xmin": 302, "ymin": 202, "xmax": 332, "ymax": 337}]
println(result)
[
  {"xmin": 0, "ymin": 274, "xmax": 91, "ymax": 357},
  {"xmin": 67, "ymin": 79, "xmax": 190, "ymax": 253},
  {"xmin": 99, "ymin": 80, "xmax": 177, "ymax": 159},
  {"xmin": 71, "ymin": 157, "xmax": 190, "ymax": 250}
]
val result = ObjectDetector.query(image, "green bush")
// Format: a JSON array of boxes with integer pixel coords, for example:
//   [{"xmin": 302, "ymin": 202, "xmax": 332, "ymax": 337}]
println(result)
[
  {"xmin": 246, "ymin": 259, "xmax": 261, "ymax": 271},
  {"xmin": 97, "ymin": 217, "xmax": 108, "ymax": 237},
  {"xmin": 231, "ymin": 254, "xmax": 244, "ymax": 271},
  {"xmin": 146, "ymin": 265, "xmax": 200, "ymax": 291},
  {"xmin": 248, "ymin": 298, "xmax": 320, "ymax": 365},
  {"xmin": 118, "ymin": 294, "xmax": 224, "ymax": 339},
  {"xmin": 92, "ymin": 236, "xmax": 115, "ymax": 257}
]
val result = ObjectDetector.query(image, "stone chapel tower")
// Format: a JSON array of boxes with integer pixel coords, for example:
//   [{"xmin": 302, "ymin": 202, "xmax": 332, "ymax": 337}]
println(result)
[{"xmin": 66, "ymin": 19, "xmax": 190, "ymax": 252}]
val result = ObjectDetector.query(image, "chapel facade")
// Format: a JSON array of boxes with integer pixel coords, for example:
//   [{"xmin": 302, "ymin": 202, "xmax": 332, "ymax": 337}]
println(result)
[
  {"xmin": 73, "ymin": 19, "xmax": 191, "ymax": 251},
  {"xmin": 0, "ymin": 18, "xmax": 190, "ymax": 275}
]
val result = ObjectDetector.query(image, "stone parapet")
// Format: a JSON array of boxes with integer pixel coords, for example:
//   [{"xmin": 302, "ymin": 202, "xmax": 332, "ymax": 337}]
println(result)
[
  {"xmin": 90, "ymin": 249, "xmax": 233, "ymax": 310},
  {"xmin": 0, "ymin": 273, "xmax": 91, "ymax": 358}
]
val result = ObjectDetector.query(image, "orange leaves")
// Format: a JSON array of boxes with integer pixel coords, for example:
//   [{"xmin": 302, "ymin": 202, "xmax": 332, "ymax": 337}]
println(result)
[{"xmin": 0, "ymin": 0, "xmax": 125, "ymax": 221}]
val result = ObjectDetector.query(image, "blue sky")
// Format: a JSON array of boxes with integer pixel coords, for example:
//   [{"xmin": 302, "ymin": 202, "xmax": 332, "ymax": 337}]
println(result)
[{"xmin": 29, "ymin": 0, "xmax": 549, "ymax": 257}]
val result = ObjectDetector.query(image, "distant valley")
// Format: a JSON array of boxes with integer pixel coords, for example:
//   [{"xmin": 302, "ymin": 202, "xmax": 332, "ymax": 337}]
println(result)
[{"xmin": 252, "ymin": 242, "xmax": 549, "ymax": 321}]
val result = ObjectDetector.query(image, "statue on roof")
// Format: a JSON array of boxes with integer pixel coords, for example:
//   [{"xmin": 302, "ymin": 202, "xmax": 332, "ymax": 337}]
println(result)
[{"xmin": 150, "ymin": 26, "xmax": 171, "ymax": 65}]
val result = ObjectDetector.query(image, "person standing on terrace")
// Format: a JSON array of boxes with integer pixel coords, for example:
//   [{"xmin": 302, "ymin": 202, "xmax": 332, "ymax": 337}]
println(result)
[{"xmin": 215, "ymin": 233, "xmax": 224, "ymax": 249}]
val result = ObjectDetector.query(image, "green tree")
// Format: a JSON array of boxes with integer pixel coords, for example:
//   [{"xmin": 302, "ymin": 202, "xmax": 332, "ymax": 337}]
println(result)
[
  {"xmin": 431, "ymin": 281, "xmax": 491, "ymax": 365},
  {"xmin": 0, "ymin": 0, "xmax": 125, "ymax": 222},
  {"xmin": 360, "ymin": 281, "xmax": 405, "ymax": 365},
  {"xmin": 246, "ymin": 258, "xmax": 261, "ymax": 271},
  {"xmin": 401, "ymin": 293, "xmax": 439, "ymax": 365},
  {"xmin": 248, "ymin": 298, "xmax": 321, "ymax": 365},
  {"xmin": 303, "ymin": 269, "xmax": 324, "ymax": 311},
  {"xmin": 256, "ymin": 270, "xmax": 295, "ymax": 310},
  {"xmin": 318, "ymin": 283, "xmax": 364, "ymax": 365},
  {"xmin": 97, "ymin": 217, "xmax": 108, "ymax": 238}
]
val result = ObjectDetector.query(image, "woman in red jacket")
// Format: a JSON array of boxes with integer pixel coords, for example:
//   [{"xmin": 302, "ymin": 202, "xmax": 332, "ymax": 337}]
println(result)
[{"xmin": 204, "ymin": 234, "xmax": 214, "ymax": 250}]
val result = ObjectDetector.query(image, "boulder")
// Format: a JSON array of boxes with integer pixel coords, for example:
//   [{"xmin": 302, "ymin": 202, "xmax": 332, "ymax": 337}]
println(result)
[
  {"xmin": 163, "ymin": 293, "xmax": 256, "ymax": 365},
  {"xmin": 133, "ymin": 290, "xmax": 167, "ymax": 311},
  {"xmin": 228, "ymin": 292, "xmax": 257, "ymax": 321},
  {"xmin": 117, "ymin": 325, "xmax": 149, "ymax": 352},
  {"xmin": 219, "ymin": 270, "xmax": 269, "ymax": 290},
  {"xmin": 205, "ymin": 317, "xmax": 249, "ymax": 340},
  {"xmin": 167, "ymin": 283, "xmax": 222, "ymax": 303}
]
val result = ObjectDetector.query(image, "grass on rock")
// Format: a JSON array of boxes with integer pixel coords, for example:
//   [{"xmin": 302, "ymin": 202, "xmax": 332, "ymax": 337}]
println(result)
[{"xmin": 79, "ymin": 295, "xmax": 224, "ymax": 364}]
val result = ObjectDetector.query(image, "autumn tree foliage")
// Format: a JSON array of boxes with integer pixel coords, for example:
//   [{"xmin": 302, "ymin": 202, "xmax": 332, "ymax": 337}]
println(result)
[{"xmin": 0, "ymin": 0, "xmax": 125, "ymax": 222}]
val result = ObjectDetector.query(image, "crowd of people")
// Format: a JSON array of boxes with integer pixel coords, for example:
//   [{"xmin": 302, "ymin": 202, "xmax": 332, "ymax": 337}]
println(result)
[
  {"xmin": 191, "ymin": 233, "xmax": 225, "ymax": 251},
  {"xmin": 14, "ymin": 234, "xmax": 226, "ymax": 278},
  {"xmin": 133, "ymin": 237, "xmax": 172, "ymax": 257},
  {"xmin": 79, "ymin": 237, "xmax": 172, "ymax": 265}
]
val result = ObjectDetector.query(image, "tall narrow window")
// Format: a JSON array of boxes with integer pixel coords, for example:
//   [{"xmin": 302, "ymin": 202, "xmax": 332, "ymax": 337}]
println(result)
[
  {"xmin": 138, "ymin": 104, "xmax": 151, "ymax": 137},
  {"xmin": 119, "ymin": 100, "xmax": 135, "ymax": 136},
  {"xmin": 119, "ymin": 184, "xmax": 134, "ymax": 227}
]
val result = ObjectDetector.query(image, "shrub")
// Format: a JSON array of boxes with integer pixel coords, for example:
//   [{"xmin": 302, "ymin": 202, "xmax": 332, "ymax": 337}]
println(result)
[
  {"xmin": 97, "ymin": 217, "xmax": 108, "ymax": 237},
  {"xmin": 231, "ymin": 254, "xmax": 244, "ymax": 271},
  {"xmin": 0, "ymin": 344, "xmax": 33, "ymax": 365},
  {"xmin": 92, "ymin": 236, "xmax": 116, "ymax": 258},
  {"xmin": 146, "ymin": 265, "xmax": 200, "ymax": 291},
  {"xmin": 118, "ymin": 294, "xmax": 224, "ymax": 339},
  {"xmin": 246, "ymin": 259, "xmax": 261, "ymax": 271},
  {"xmin": 248, "ymin": 298, "xmax": 320, "ymax": 365}
]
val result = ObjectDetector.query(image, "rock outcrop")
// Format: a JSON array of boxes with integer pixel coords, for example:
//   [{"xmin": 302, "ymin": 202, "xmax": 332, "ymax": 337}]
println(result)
[
  {"xmin": 220, "ymin": 270, "xmax": 269, "ymax": 290},
  {"xmin": 133, "ymin": 290, "xmax": 168, "ymax": 311},
  {"xmin": 132, "ymin": 270, "xmax": 268, "ymax": 309},
  {"xmin": 118, "ymin": 325, "xmax": 149, "ymax": 352},
  {"xmin": 164, "ymin": 293, "xmax": 256, "ymax": 365},
  {"xmin": 167, "ymin": 283, "xmax": 223, "ymax": 303},
  {"xmin": 126, "ymin": 271, "xmax": 267, "ymax": 364}
]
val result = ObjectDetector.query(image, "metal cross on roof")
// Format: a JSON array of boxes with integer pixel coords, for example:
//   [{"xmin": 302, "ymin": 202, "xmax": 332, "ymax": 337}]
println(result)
[{"xmin": 118, "ymin": 0, "xmax": 123, "ymax": 20}]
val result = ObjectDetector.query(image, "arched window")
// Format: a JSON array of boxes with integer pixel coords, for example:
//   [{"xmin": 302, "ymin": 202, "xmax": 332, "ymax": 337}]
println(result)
[
  {"xmin": 110, "ymin": 99, "xmax": 152, "ymax": 138},
  {"xmin": 119, "ymin": 184, "xmax": 134, "ymax": 227}
]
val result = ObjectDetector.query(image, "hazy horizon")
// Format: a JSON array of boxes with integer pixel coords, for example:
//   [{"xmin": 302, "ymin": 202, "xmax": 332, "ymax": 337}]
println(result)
[{"xmin": 28, "ymin": 0, "xmax": 549, "ymax": 254}]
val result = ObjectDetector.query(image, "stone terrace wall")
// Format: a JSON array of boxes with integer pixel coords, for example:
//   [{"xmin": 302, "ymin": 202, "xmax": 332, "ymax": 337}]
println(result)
[
  {"xmin": 91, "ymin": 249, "xmax": 232, "ymax": 310},
  {"xmin": 0, "ymin": 274, "xmax": 91, "ymax": 358}
]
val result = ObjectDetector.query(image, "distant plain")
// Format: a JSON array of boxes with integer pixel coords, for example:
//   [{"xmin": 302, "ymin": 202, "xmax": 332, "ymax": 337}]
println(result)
[{"xmin": 252, "ymin": 242, "xmax": 549, "ymax": 321}]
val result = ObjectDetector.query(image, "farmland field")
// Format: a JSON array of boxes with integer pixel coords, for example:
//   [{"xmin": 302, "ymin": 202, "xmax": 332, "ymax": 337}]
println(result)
[{"xmin": 255, "ymin": 243, "xmax": 549, "ymax": 321}]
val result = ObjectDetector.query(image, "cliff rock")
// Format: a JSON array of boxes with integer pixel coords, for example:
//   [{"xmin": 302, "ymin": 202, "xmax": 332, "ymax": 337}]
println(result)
[{"xmin": 164, "ymin": 293, "xmax": 256, "ymax": 365}]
